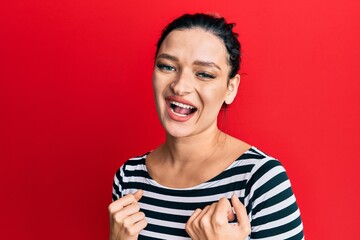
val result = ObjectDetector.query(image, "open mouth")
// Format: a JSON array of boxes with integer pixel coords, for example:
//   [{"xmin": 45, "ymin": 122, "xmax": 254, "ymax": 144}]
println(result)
[{"xmin": 169, "ymin": 101, "xmax": 197, "ymax": 117}]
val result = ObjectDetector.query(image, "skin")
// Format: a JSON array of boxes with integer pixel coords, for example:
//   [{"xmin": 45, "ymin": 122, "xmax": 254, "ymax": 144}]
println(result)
[
  {"xmin": 108, "ymin": 190, "xmax": 147, "ymax": 240},
  {"xmin": 186, "ymin": 195, "xmax": 250, "ymax": 240},
  {"xmin": 109, "ymin": 28, "xmax": 251, "ymax": 239},
  {"xmin": 153, "ymin": 28, "xmax": 238, "ymax": 139}
]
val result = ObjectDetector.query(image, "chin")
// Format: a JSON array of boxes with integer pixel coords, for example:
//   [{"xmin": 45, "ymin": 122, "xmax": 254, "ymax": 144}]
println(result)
[{"xmin": 162, "ymin": 123, "xmax": 194, "ymax": 138}]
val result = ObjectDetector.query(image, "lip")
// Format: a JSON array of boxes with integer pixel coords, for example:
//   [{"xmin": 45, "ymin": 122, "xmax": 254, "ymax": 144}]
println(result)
[
  {"xmin": 165, "ymin": 96, "xmax": 197, "ymax": 122},
  {"xmin": 165, "ymin": 96, "xmax": 196, "ymax": 108}
]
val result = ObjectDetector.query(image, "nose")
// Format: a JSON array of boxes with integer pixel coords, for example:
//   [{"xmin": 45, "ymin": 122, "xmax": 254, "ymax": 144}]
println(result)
[{"xmin": 170, "ymin": 69, "xmax": 193, "ymax": 96}]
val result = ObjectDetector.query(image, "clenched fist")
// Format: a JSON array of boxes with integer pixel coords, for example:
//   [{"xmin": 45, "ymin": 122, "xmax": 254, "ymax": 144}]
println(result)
[
  {"xmin": 108, "ymin": 190, "xmax": 147, "ymax": 240},
  {"xmin": 185, "ymin": 194, "xmax": 250, "ymax": 240}
]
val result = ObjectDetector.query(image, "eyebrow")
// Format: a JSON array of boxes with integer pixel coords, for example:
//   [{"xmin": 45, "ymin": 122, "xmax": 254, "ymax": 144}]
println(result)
[
  {"xmin": 157, "ymin": 53, "xmax": 179, "ymax": 62},
  {"xmin": 157, "ymin": 53, "xmax": 222, "ymax": 71},
  {"xmin": 193, "ymin": 60, "xmax": 221, "ymax": 70}
]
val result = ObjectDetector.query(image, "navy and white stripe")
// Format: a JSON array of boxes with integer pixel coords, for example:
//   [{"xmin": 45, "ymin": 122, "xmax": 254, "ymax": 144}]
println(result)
[{"xmin": 112, "ymin": 147, "xmax": 304, "ymax": 239}]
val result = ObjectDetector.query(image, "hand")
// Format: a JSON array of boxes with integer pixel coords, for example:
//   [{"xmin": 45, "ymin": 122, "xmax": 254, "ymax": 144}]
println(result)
[
  {"xmin": 185, "ymin": 194, "xmax": 250, "ymax": 240},
  {"xmin": 108, "ymin": 190, "xmax": 147, "ymax": 240}
]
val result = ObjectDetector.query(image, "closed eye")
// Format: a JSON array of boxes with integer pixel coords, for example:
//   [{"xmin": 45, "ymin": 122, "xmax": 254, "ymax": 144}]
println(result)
[
  {"xmin": 156, "ymin": 63, "xmax": 176, "ymax": 72},
  {"xmin": 196, "ymin": 72, "xmax": 216, "ymax": 79}
]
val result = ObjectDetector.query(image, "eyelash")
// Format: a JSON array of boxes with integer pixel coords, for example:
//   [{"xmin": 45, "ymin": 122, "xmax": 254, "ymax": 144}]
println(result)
[
  {"xmin": 156, "ymin": 63, "xmax": 216, "ymax": 79},
  {"xmin": 196, "ymin": 72, "xmax": 216, "ymax": 79},
  {"xmin": 156, "ymin": 63, "xmax": 176, "ymax": 72}
]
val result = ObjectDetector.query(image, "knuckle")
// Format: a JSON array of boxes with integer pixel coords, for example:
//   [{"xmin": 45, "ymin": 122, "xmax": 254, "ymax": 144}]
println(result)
[
  {"xmin": 134, "ymin": 202, "xmax": 140, "ymax": 212},
  {"xmin": 212, "ymin": 215, "xmax": 223, "ymax": 226},
  {"xmin": 191, "ymin": 218, "xmax": 199, "ymax": 229},
  {"xmin": 141, "ymin": 218, "xmax": 148, "ymax": 229},
  {"xmin": 191, "ymin": 208, "xmax": 201, "ymax": 217},
  {"xmin": 128, "ymin": 194, "xmax": 135, "ymax": 201},
  {"xmin": 199, "ymin": 216, "xmax": 210, "ymax": 228},
  {"xmin": 185, "ymin": 221, "xmax": 193, "ymax": 231},
  {"xmin": 113, "ymin": 212, "xmax": 123, "ymax": 224},
  {"xmin": 126, "ymin": 227, "xmax": 137, "ymax": 236},
  {"xmin": 108, "ymin": 203, "xmax": 115, "ymax": 213},
  {"xmin": 219, "ymin": 197, "xmax": 229, "ymax": 205},
  {"xmin": 122, "ymin": 217, "xmax": 131, "ymax": 228},
  {"xmin": 193, "ymin": 218, "xmax": 200, "ymax": 226},
  {"xmin": 242, "ymin": 225, "xmax": 251, "ymax": 235}
]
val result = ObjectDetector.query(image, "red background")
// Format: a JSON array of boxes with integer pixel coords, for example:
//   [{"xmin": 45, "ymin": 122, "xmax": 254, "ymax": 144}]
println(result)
[{"xmin": 1, "ymin": 0, "xmax": 359, "ymax": 239}]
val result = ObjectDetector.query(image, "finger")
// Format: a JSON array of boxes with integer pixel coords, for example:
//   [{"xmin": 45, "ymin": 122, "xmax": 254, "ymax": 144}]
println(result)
[
  {"xmin": 130, "ymin": 211, "xmax": 146, "ymax": 224},
  {"xmin": 131, "ymin": 218, "xmax": 148, "ymax": 235},
  {"xmin": 213, "ymin": 197, "xmax": 232, "ymax": 225},
  {"xmin": 118, "ymin": 201, "xmax": 141, "ymax": 218},
  {"xmin": 133, "ymin": 189, "xmax": 144, "ymax": 202},
  {"xmin": 186, "ymin": 208, "xmax": 201, "ymax": 237},
  {"xmin": 108, "ymin": 190, "xmax": 143, "ymax": 214},
  {"xmin": 194, "ymin": 203, "xmax": 217, "ymax": 230},
  {"xmin": 202, "ymin": 202, "xmax": 217, "ymax": 220},
  {"xmin": 122, "ymin": 216, "xmax": 148, "ymax": 237},
  {"xmin": 227, "ymin": 204, "xmax": 235, "ymax": 222},
  {"xmin": 189, "ymin": 205, "xmax": 211, "ymax": 231},
  {"xmin": 123, "ymin": 211, "xmax": 146, "ymax": 226},
  {"xmin": 231, "ymin": 194, "xmax": 250, "ymax": 230},
  {"xmin": 108, "ymin": 194, "xmax": 135, "ymax": 213},
  {"xmin": 195, "ymin": 205, "xmax": 212, "ymax": 221},
  {"xmin": 187, "ymin": 208, "xmax": 202, "ymax": 224}
]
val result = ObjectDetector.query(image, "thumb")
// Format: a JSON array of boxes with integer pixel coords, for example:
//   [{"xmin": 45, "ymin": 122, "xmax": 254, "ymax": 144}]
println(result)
[
  {"xmin": 231, "ymin": 194, "xmax": 250, "ymax": 228},
  {"xmin": 227, "ymin": 204, "xmax": 235, "ymax": 222},
  {"xmin": 133, "ymin": 189, "xmax": 144, "ymax": 202}
]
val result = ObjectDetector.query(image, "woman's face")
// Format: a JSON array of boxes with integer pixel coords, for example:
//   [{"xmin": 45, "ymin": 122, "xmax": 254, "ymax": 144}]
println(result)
[{"xmin": 153, "ymin": 28, "xmax": 239, "ymax": 138}]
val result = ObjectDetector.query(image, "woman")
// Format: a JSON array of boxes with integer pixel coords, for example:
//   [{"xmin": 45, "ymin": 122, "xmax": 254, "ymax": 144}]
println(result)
[{"xmin": 109, "ymin": 13, "xmax": 304, "ymax": 240}]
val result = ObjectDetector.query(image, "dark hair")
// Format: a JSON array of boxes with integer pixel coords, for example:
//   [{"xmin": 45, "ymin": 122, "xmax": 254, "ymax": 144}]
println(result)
[{"xmin": 155, "ymin": 13, "xmax": 241, "ymax": 78}]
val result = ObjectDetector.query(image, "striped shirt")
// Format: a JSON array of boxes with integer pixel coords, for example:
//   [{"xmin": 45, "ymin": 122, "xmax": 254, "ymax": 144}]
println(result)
[{"xmin": 112, "ymin": 147, "xmax": 304, "ymax": 239}]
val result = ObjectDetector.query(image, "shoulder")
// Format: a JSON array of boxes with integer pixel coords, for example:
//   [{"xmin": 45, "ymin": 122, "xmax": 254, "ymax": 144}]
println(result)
[
  {"xmin": 233, "ymin": 147, "xmax": 291, "ymax": 199},
  {"xmin": 233, "ymin": 147, "xmax": 285, "ymax": 175},
  {"xmin": 242, "ymin": 148, "xmax": 304, "ymax": 239},
  {"xmin": 114, "ymin": 152, "xmax": 149, "ymax": 179},
  {"xmin": 245, "ymin": 147, "xmax": 286, "ymax": 176},
  {"xmin": 242, "ymin": 147, "xmax": 288, "ymax": 186},
  {"xmin": 243, "ymin": 147, "xmax": 295, "ymax": 208},
  {"xmin": 112, "ymin": 152, "xmax": 150, "ymax": 201}
]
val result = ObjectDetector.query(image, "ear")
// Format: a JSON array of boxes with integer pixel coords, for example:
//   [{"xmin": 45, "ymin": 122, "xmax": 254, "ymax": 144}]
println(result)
[{"xmin": 224, "ymin": 74, "xmax": 240, "ymax": 105}]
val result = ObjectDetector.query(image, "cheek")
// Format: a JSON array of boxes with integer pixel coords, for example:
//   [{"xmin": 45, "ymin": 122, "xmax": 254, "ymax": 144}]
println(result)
[
  {"xmin": 153, "ymin": 73, "xmax": 173, "ymax": 97},
  {"xmin": 201, "ymin": 85, "xmax": 228, "ymax": 107},
  {"xmin": 152, "ymin": 74, "xmax": 162, "ymax": 96},
  {"xmin": 152, "ymin": 76, "xmax": 168, "ymax": 108}
]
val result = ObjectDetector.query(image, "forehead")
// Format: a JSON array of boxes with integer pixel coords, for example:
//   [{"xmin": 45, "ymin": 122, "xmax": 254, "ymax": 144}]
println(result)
[{"xmin": 157, "ymin": 28, "xmax": 229, "ymax": 66}]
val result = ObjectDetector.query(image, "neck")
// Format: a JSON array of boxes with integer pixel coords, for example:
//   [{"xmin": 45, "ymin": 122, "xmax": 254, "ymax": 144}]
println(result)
[{"xmin": 162, "ymin": 126, "xmax": 227, "ymax": 167}]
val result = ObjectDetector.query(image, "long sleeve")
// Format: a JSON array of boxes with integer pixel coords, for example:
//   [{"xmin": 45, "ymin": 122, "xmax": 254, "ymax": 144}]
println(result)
[{"xmin": 112, "ymin": 167, "xmax": 123, "ymax": 201}]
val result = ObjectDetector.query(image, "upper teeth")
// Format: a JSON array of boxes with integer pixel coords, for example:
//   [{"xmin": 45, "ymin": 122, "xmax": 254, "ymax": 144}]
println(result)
[{"xmin": 170, "ymin": 101, "xmax": 195, "ymax": 109}]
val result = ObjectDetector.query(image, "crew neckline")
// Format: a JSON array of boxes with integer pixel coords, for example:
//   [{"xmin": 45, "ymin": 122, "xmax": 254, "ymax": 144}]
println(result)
[{"xmin": 142, "ymin": 146, "xmax": 255, "ymax": 191}]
